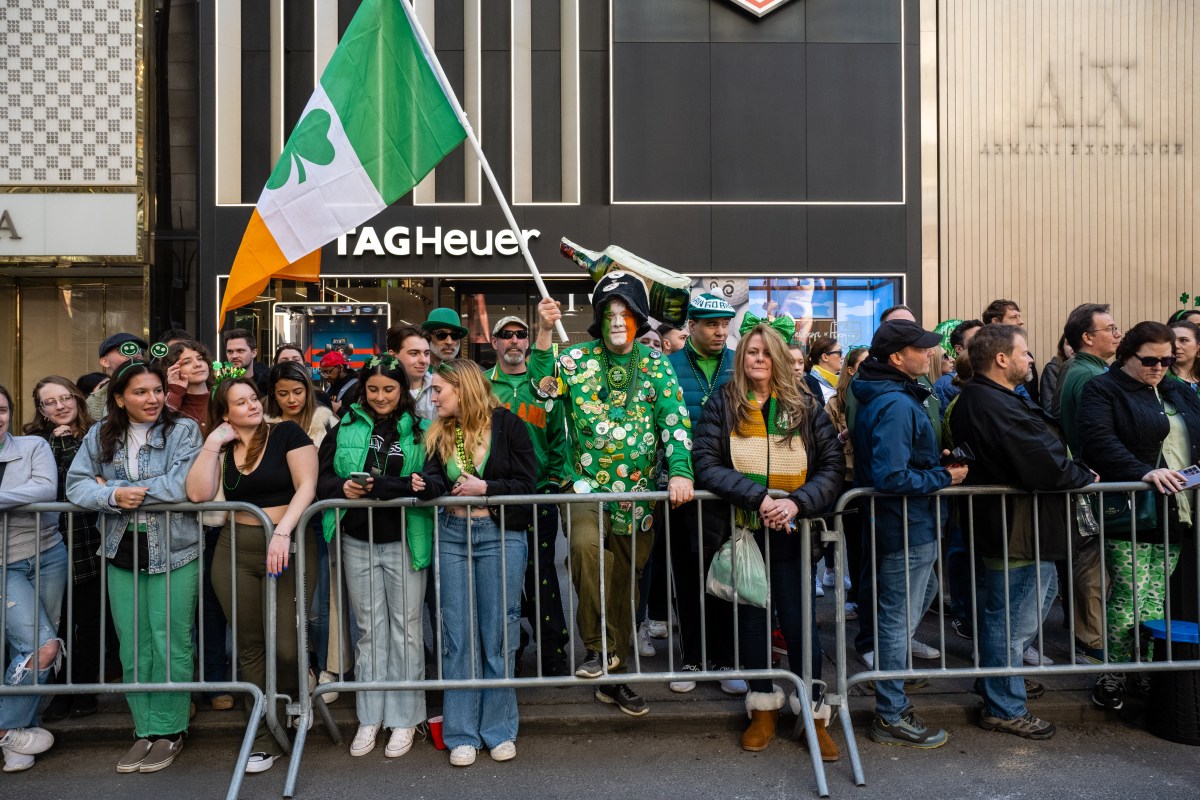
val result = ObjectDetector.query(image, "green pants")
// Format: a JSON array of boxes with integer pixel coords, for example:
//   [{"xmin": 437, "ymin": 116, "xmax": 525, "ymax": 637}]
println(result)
[
  {"xmin": 1104, "ymin": 540, "xmax": 1181, "ymax": 662},
  {"xmin": 107, "ymin": 559, "xmax": 199, "ymax": 737},
  {"xmin": 567, "ymin": 502, "xmax": 655, "ymax": 673}
]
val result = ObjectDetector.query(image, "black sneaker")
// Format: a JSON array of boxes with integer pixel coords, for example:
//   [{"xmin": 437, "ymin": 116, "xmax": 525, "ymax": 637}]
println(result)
[
  {"xmin": 979, "ymin": 709, "xmax": 1056, "ymax": 740},
  {"xmin": 1024, "ymin": 679, "xmax": 1045, "ymax": 699},
  {"xmin": 575, "ymin": 650, "xmax": 620, "ymax": 679},
  {"xmin": 950, "ymin": 618, "xmax": 973, "ymax": 640},
  {"xmin": 1092, "ymin": 672, "xmax": 1125, "ymax": 711},
  {"xmin": 595, "ymin": 683, "xmax": 649, "ymax": 717}
]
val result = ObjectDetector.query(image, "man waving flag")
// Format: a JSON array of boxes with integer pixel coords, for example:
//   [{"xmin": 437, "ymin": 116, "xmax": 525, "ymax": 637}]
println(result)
[{"xmin": 220, "ymin": 0, "xmax": 466, "ymax": 322}]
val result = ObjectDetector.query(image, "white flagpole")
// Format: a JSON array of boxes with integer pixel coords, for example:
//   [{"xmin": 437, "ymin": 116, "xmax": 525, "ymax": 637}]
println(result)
[{"xmin": 399, "ymin": 0, "xmax": 570, "ymax": 343}]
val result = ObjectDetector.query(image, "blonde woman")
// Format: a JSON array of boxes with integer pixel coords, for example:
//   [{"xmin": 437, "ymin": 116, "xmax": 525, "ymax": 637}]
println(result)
[
  {"xmin": 692, "ymin": 324, "xmax": 844, "ymax": 759},
  {"xmin": 423, "ymin": 360, "xmax": 535, "ymax": 767}
]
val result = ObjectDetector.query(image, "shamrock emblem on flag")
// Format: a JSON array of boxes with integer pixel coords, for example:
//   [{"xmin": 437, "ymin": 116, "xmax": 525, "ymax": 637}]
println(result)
[{"xmin": 266, "ymin": 108, "xmax": 337, "ymax": 190}]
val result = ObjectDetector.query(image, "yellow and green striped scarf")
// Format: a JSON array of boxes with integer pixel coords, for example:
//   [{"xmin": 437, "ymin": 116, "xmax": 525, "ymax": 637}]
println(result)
[{"xmin": 730, "ymin": 395, "xmax": 808, "ymax": 530}]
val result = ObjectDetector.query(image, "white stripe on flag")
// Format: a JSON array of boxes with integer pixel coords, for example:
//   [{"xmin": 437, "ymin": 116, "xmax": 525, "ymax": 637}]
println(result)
[{"xmin": 256, "ymin": 86, "xmax": 386, "ymax": 263}]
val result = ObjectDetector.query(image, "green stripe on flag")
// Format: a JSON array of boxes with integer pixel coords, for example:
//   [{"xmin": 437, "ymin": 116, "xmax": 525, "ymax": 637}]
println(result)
[{"xmin": 320, "ymin": 0, "xmax": 466, "ymax": 203}]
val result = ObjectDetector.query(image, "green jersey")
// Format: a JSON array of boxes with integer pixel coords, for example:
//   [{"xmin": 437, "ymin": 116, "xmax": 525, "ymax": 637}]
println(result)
[
  {"xmin": 554, "ymin": 340, "xmax": 693, "ymax": 535},
  {"xmin": 488, "ymin": 353, "xmax": 568, "ymax": 491}
]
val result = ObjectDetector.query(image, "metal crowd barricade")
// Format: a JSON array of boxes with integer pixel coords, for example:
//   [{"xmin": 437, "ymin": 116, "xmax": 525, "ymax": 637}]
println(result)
[
  {"xmin": 0, "ymin": 501, "xmax": 275, "ymax": 800},
  {"xmin": 830, "ymin": 481, "xmax": 1200, "ymax": 788},
  {"xmin": 285, "ymin": 489, "xmax": 833, "ymax": 798}
]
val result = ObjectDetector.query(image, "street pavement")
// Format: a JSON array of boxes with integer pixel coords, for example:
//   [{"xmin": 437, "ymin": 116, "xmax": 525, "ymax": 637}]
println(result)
[{"xmin": 7, "ymin": 718, "xmax": 1198, "ymax": 800}]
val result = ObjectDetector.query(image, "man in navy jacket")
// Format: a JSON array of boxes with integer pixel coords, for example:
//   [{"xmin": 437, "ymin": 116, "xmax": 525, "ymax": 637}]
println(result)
[{"xmin": 852, "ymin": 320, "xmax": 968, "ymax": 749}]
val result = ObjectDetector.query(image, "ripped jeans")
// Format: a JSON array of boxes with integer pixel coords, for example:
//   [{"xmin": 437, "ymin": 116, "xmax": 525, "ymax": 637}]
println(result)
[
  {"xmin": 437, "ymin": 512, "xmax": 526, "ymax": 750},
  {"xmin": 1, "ymin": 542, "xmax": 68, "ymax": 730}
]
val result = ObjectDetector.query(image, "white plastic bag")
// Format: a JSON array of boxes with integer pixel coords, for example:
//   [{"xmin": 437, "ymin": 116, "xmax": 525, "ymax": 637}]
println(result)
[{"xmin": 706, "ymin": 527, "xmax": 768, "ymax": 608}]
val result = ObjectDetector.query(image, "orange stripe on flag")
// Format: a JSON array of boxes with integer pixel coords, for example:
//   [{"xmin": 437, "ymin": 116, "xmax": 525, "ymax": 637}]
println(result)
[{"xmin": 220, "ymin": 209, "xmax": 321, "ymax": 324}]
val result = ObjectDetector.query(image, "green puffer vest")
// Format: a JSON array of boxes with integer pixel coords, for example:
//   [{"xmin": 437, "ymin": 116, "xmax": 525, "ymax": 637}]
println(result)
[{"xmin": 321, "ymin": 404, "xmax": 433, "ymax": 569}]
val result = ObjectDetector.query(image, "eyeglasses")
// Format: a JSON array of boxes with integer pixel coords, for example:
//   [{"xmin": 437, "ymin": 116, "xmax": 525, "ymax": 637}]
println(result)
[
  {"xmin": 1135, "ymin": 355, "xmax": 1177, "ymax": 368},
  {"xmin": 432, "ymin": 330, "xmax": 463, "ymax": 342},
  {"xmin": 1088, "ymin": 325, "xmax": 1122, "ymax": 337},
  {"xmin": 39, "ymin": 395, "xmax": 75, "ymax": 409},
  {"xmin": 494, "ymin": 329, "xmax": 529, "ymax": 341}
]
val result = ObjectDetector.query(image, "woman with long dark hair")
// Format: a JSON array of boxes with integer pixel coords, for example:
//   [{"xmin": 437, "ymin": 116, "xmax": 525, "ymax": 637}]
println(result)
[
  {"xmin": 23, "ymin": 376, "xmax": 103, "ymax": 721},
  {"xmin": 692, "ymin": 323, "xmax": 844, "ymax": 759},
  {"xmin": 423, "ymin": 359, "xmax": 535, "ymax": 767},
  {"xmin": 0, "ymin": 383, "xmax": 65, "ymax": 772},
  {"xmin": 267, "ymin": 360, "xmax": 341, "ymax": 698},
  {"xmin": 316, "ymin": 355, "xmax": 435, "ymax": 759},
  {"xmin": 1078, "ymin": 321, "xmax": 1200, "ymax": 711},
  {"xmin": 186, "ymin": 375, "xmax": 317, "ymax": 774},
  {"xmin": 67, "ymin": 361, "xmax": 203, "ymax": 773}
]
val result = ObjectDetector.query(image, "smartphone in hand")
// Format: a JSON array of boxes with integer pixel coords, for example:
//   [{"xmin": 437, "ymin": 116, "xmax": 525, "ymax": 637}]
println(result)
[
  {"xmin": 349, "ymin": 471, "xmax": 371, "ymax": 487},
  {"xmin": 941, "ymin": 442, "xmax": 976, "ymax": 467}
]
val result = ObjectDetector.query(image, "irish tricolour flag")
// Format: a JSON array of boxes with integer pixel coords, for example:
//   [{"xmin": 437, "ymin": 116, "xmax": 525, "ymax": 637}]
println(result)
[{"xmin": 221, "ymin": 0, "xmax": 466, "ymax": 321}]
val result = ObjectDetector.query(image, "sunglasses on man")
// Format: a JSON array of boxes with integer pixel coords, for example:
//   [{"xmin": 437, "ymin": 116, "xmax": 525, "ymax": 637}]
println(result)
[
  {"xmin": 431, "ymin": 329, "xmax": 464, "ymax": 341},
  {"xmin": 494, "ymin": 329, "xmax": 529, "ymax": 341}
]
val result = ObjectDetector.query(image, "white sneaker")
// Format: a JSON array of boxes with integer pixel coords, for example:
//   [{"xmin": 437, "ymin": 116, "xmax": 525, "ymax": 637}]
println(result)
[
  {"xmin": 350, "ymin": 723, "xmax": 380, "ymax": 757},
  {"xmin": 244, "ymin": 752, "xmax": 276, "ymax": 774},
  {"xmin": 860, "ymin": 650, "xmax": 875, "ymax": 670},
  {"xmin": 814, "ymin": 576, "xmax": 825, "ymax": 597},
  {"xmin": 719, "ymin": 678, "xmax": 748, "ymax": 695},
  {"xmin": 385, "ymin": 727, "xmax": 414, "ymax": 758},
  {"xmin": 910, "ymin": 639, "xmax": 941, "ymax": 660},
  {"xmin": 449, "ymin": 745, "xmax": 476, "ymax": 767},
  {"xmin": 0, "ymin": 727, "xmax": 53, "ymax": 756},
  {"xmin": 2, "ymin": 748, "xmax": 35, "ymax": 773},
  {"xmin": 318, "ymin": 670, "xmax": 340, "ymax": 704},
  {"xmin": 636, "ymin": 622, "xmax": 657, "ymax": 658},
  {"xmin": 821, "ymin": 567, "xmax": 838, "ymax": 588},
  {"xmin": 669, "ymin": 664, "xmax": 700, "ymax": 693},
  {"xmin": 646, "ymin": 619, "xmax": 669, "ymax": 639},
  {"xmin": 489, "ymin": 740, "xmax": 516, "ymax": 762},
  {"xmin": 1023, "ymin": 645, "xmax": 1054, "ymax": 666}
]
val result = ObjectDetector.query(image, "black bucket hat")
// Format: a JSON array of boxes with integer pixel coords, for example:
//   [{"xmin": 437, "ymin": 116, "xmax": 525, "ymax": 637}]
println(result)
[{"xmin": 588, "ymin": 271, "xmax": 651, "ymax": 339}]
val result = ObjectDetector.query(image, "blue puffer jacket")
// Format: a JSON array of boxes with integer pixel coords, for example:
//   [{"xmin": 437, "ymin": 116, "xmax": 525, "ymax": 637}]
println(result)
[
  {"xmin": 850, "ymin": 359, "xmax": 951, "ymax": 554},
  {"xmin": 668, "ymin": 344, "xmax": 735, "ymax": 424}
]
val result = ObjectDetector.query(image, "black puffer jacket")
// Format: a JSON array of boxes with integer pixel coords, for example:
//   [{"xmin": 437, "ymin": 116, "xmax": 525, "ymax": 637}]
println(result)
[
  {"xmin": 692, "ymin": 384, "xmax": 844, "ymax": 561},
  {"xmin": 1078, "ymin": 367, "xmax": 1200, "ymax": 541}
]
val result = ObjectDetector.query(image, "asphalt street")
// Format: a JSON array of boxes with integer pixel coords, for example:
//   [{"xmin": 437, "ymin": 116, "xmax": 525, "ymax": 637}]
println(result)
[{"xmin": 8, "ymin": 719, "xmax": 1198, "ymax": 800}]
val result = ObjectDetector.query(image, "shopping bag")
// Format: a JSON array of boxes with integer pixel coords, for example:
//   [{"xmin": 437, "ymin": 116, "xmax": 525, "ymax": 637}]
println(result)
[{"xmin": 706, "ymin": 526, "xmax": 768, "ymax": 608}]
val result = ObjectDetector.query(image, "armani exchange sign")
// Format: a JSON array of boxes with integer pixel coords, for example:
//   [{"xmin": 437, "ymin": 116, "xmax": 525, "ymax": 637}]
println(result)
[{"xmin": 726, "ymin": 0, "xmax": 796, "ymax": 17}]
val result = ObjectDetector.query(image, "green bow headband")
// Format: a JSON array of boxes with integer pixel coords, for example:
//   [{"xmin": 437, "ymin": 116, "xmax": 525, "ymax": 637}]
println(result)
[
  {"xmin": 210, "ymin": 362, "xmax": 247, "ymax": 395},
  {"xmin": 739, "ymin": 312, "xmax": 797, "ymax": 343}
]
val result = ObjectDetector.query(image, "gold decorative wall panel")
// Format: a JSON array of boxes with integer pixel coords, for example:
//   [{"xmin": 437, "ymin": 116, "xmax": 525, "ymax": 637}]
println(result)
[{"xmin": 938, "ymin": 0, "xmax": 1196, "ymax": 357}]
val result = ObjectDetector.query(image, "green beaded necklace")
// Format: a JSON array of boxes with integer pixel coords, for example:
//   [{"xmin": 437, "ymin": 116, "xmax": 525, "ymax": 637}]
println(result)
[{"xmin": 454, "ymin": 424, "xmax": 478, "ymax": 477}]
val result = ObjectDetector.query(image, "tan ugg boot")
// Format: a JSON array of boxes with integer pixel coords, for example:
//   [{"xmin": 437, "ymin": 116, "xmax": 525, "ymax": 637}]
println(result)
[
  {"xmin": 742, "ymin": 688, "xmax": 785, "ymax": 751},
  {"xmin": 795, "ymin": 696, "xmax": 839, "ymax": 762}
]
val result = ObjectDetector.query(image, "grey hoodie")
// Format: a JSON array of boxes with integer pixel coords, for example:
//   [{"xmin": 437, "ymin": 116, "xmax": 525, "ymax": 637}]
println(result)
[{"xmin": 0, "ymin": 432, "xmax": 62, "ymax": 564}]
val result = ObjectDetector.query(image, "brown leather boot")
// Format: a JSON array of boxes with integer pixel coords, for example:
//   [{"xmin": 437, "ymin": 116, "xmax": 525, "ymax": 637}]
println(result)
[{"xmin": 742, "ymin": 709, "xmax": 780, "ymax": 751}]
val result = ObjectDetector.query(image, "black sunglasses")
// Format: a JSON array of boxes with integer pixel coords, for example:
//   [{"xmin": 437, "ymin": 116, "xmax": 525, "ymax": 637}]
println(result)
[
  {"xmin": 1135, "ymin": 355, "xmax": 1177, "ymax": 368},
  {"xmin": 432, "ymin": 330, "xmax": 463, "ymax": 341},
  {"xmin": 494, "ymin": 329, "xmax": 529, "ymax": 340}
]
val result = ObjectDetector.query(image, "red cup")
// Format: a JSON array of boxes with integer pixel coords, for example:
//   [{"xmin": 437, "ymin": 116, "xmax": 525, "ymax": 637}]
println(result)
[{"xmin": 428, "ymin": 715, "xmax": 446, "ymax": 750}]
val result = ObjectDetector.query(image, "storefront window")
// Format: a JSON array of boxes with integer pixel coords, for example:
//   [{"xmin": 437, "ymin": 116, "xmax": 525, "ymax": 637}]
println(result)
[{"xmin": 696, "ymin": 276, "xmax": 904, "ymax": 348}]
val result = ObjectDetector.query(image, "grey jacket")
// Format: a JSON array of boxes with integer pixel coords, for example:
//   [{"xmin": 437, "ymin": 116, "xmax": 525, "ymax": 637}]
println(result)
[
  {"xmin": 66, "ymin": 418, "xmax": 203, "ymax": 574},
  {"xmin": 0, "ymin": 433, "xmax": 61, "ymax": 565}
]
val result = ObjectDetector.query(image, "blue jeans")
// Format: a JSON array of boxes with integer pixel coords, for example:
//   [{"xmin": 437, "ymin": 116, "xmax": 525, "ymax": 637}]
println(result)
[
  {"xmin": 310, "ymin": 527, "xmax": 331, "ymax": 672},
  {"xmin": 874, "ymin": 540, "xmax": 938, "ymax": 723},
  {"xmin": 341, "ymin": 535, "xmax": 427, "ymax": 729},
  {"xmin": 438, "ymin": 512, "xmax": 526, "ymax": 749},
  {"xmin": 1, "ymin": 543, "xmax": 68, "ymax": 730},
  {"xmin": 979, "ymin": 561, "xmax": 1058, "ymax": 719}
]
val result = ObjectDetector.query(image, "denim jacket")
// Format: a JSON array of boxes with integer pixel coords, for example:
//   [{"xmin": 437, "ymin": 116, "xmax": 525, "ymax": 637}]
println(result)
[
  {"xmin": 0, "ymin": 432, "xmax": 61, "ymax": 565},
  {"xmin": 66, "ymin": 417, "xmax": 203, "ymax": 574}
]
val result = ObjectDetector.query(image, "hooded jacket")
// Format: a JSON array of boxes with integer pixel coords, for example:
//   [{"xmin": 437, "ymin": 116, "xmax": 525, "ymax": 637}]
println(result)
[
  {"xmin": 949, "ymin": 375, "xmax": 1093, "ymax": 561},
  {"xmin": 850, "ymin": 358, "xmax": 951, "ymax": 554}
]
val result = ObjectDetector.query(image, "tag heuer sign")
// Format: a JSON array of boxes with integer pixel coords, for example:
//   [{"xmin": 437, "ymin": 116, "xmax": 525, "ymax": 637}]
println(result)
[{"xmin": 727, "ymin": 0, "xmax": 796, "ymax": 17}]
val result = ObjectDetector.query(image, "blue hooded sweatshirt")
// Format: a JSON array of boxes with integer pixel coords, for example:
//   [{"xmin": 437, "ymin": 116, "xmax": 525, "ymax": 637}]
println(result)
[{"xmin": 850, "ymin": 358, "xmax": 952, "ymax": 554}]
